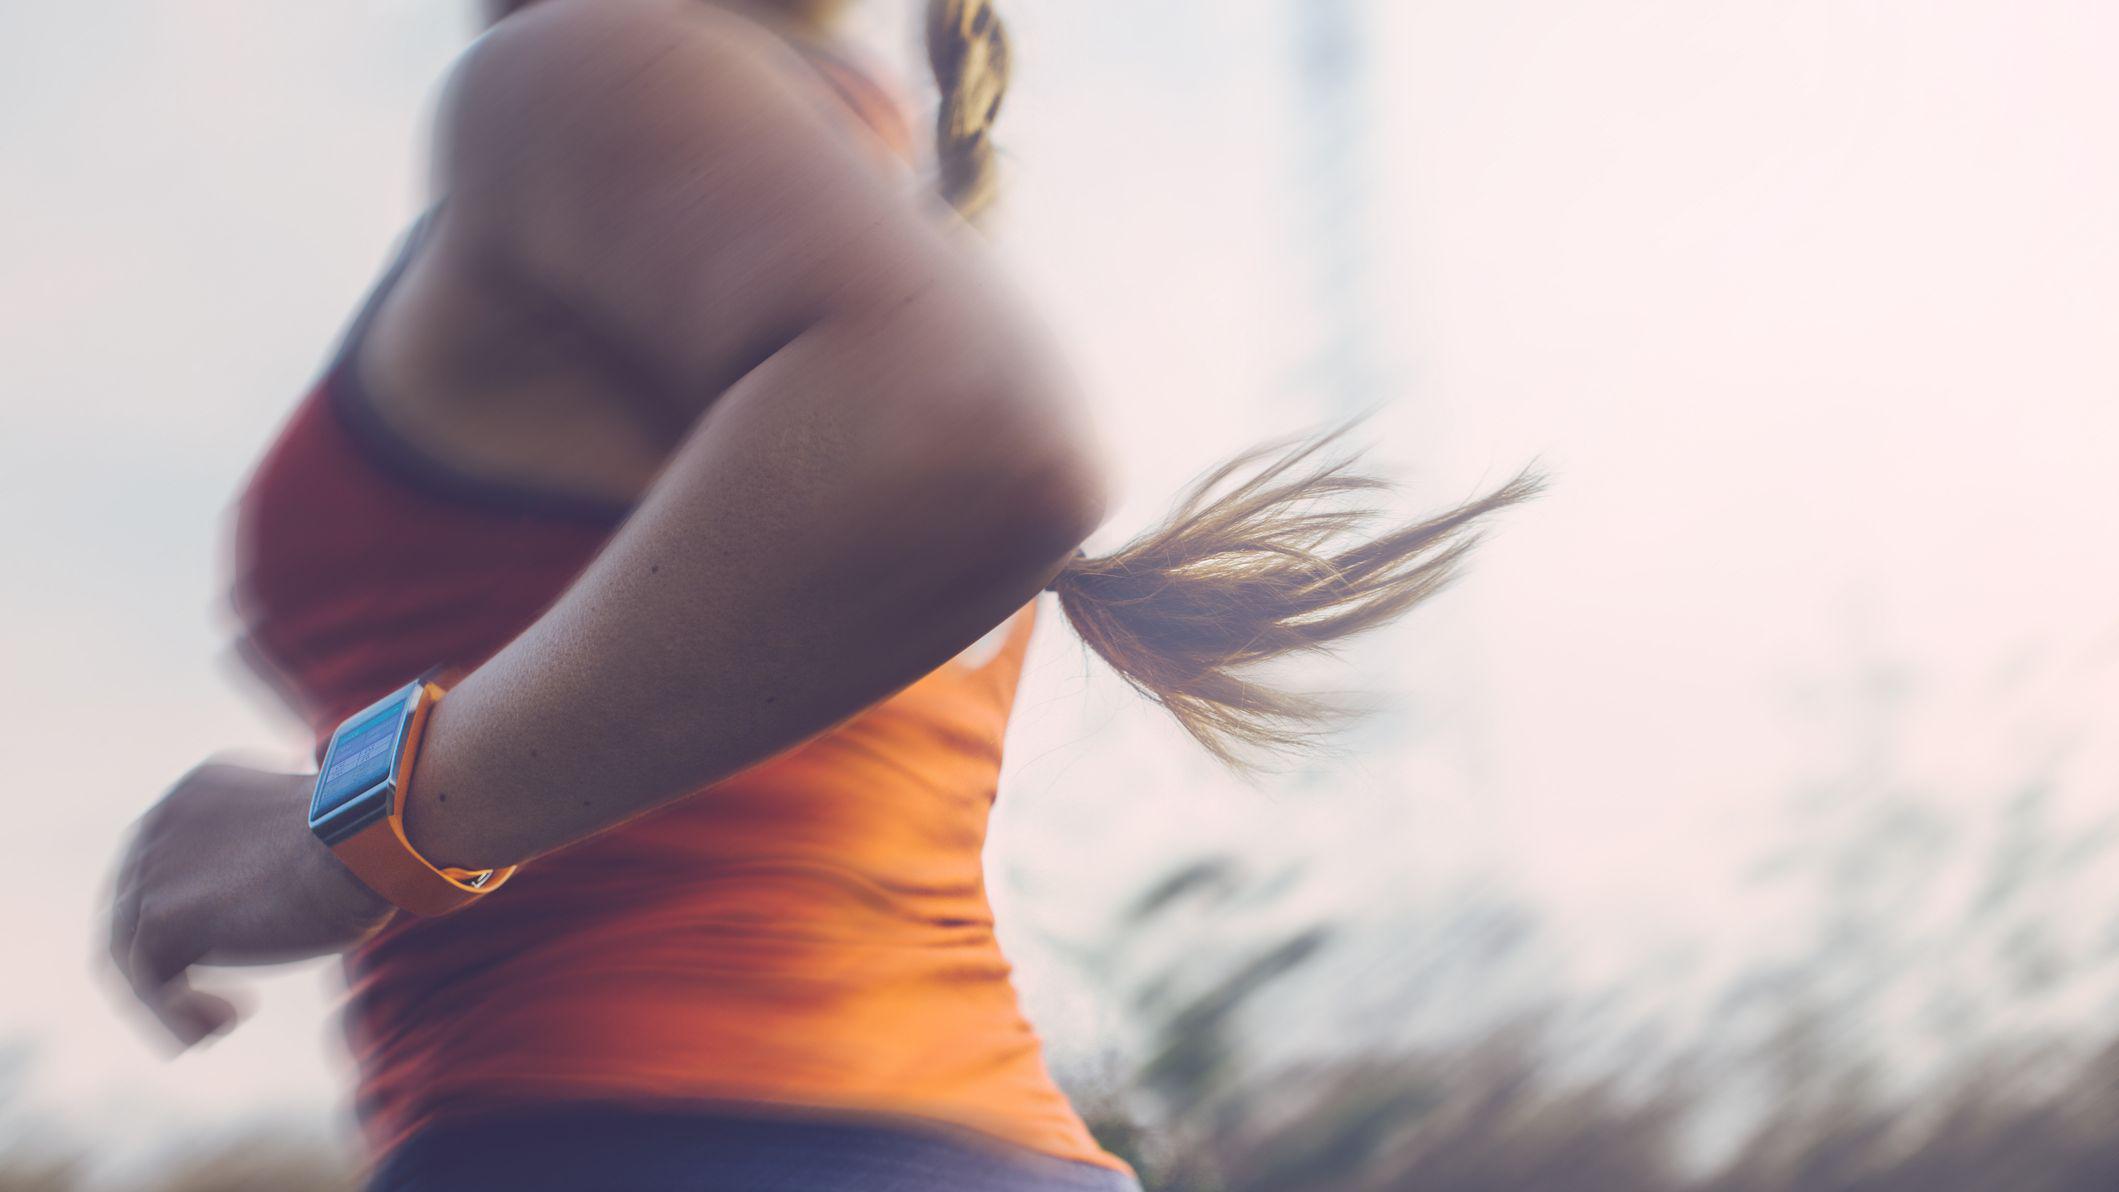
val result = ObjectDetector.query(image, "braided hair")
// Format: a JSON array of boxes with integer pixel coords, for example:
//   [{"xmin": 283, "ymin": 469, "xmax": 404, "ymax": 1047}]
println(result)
[{"xmin": 925, "ymin": 0, "xmax": 1010, "ymax": 220}]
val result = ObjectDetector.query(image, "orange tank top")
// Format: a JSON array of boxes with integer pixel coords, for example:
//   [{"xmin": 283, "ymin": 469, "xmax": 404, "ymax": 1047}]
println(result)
[{"xmin": 229, "ymin": 46, "xmax": 1130, "ymax": 1179}]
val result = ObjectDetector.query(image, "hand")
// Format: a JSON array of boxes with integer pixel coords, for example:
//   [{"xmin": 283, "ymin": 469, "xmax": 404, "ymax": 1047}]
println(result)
[{"xmin": 105, "ymin": 760, "xmax": 391, "ymax": 1049}]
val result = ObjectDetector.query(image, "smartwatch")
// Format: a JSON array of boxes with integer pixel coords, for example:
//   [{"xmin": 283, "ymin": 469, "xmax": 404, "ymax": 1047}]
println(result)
[{"xmin": 308, "ymin": 675, "xmax": 516, "ymax": 917}]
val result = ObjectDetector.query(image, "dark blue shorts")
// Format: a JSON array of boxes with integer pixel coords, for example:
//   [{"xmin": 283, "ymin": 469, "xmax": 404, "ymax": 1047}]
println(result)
[{"xmin": 369, "ymin": 1107, "xmax": 1143, "ymax": 1192}]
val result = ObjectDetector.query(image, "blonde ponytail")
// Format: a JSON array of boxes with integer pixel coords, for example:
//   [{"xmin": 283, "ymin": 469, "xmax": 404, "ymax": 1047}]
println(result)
[
  {"xmin": 922, "ymin": 5, "xmax": 1542, "ymax": 768},
  {"xmin": 1052, "ymin": 433, "xmax": 1541, "ymax": 768}
]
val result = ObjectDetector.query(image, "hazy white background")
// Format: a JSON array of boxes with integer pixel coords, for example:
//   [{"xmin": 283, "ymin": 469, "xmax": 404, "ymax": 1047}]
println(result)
[{"xmin": 4, "ymin": 0, "xmax": 2118, "ymax": 1175}]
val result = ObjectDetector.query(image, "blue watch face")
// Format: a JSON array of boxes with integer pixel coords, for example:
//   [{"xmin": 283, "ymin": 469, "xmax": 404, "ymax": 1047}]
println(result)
[{"xmin": 311, "ymin": 686, "xmax": 415, "ymax": 825}]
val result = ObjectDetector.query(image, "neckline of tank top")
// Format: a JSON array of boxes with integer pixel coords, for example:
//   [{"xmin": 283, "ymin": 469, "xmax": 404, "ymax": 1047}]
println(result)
[{"xmin": 320, "ymin": 208, "xmax": 640, "ymax": 528}]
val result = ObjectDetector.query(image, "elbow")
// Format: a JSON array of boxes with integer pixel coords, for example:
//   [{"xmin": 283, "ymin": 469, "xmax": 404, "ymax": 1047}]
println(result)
[
  {"xmin": 1011, "ymin": 426, "xmax": 1109, "ymax": 558},
  {"xmin": 956, "ymin": 388, "xmax": 1110, "ymax": 562},
  {"xmin": 879, "ymin": 364, "xmax": 1109, "ymax": 569},
  {"xmin": 843, "ymin": 276, "xmax": 1108, "ymax": 568}
]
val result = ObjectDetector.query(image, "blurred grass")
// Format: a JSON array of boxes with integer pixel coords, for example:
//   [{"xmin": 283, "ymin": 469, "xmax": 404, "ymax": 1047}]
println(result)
[
  {"xmin": 0, "ymin": 1129, "xmax": 353, "ymax": 1192},
  {"xmin": 1076, "ymin": 1012, "xmax": 2119, "ymax": 1191},
  {"xmin": 14, "ymin": 1035, "xmax": 2119, "ymax": 1190}
]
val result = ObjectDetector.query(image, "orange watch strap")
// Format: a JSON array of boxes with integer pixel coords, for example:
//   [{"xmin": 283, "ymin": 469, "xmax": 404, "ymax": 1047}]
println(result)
[{"xmin": 327, "ymin": 680, "xmax": 517, "ymax": 917}]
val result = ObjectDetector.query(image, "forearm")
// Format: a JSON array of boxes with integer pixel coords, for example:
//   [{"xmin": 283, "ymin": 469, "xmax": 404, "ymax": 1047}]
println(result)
[{"xmin": 402, "ymin": 311, "xmax": 1102, "ymax": 872}]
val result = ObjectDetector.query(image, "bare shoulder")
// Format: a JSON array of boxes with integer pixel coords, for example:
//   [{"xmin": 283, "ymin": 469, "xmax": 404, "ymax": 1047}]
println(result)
[
  {"xmin": 425, "ymin": 0, "xmax": 957, "ymax": 395},
  {"xmin": 440, "ymin": 0, "xmax": 829, "ymax": 196},
  {"xmin": 448, "ymin": 0, "xmax": 791, "ymax": 117}
]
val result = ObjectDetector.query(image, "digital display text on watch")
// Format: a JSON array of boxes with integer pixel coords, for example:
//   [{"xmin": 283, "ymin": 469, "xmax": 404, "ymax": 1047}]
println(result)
[{"xmin": 310, "ymin": 681, "xmax": 421, "ymax": 844}]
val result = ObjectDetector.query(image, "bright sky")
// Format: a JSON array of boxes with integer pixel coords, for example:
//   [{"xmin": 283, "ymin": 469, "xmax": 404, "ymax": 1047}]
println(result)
[{"xmin": 5, "ymin": 0, "xmax": 2118, "ymax": 1175}]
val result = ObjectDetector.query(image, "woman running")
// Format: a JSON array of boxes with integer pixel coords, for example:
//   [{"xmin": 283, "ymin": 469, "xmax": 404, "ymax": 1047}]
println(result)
[{"xmin": 103, "ymin": 0, "xmax": 1535, "ymax": 1188}]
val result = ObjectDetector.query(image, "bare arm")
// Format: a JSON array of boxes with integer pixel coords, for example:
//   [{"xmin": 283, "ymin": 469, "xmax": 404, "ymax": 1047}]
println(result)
[{"xmin": 404, "ymin": 0, "xmax": 1105, "ymax": 870}]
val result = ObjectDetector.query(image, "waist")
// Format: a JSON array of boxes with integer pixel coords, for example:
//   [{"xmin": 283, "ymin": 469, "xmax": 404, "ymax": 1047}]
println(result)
[
  {"xmin": 371, "ymin": 1104, "xmax": 1140, "ymax": 1192},
  {"xmin": 343, "ymin": 822, "xmax": 1128, "ymax": 1176}
]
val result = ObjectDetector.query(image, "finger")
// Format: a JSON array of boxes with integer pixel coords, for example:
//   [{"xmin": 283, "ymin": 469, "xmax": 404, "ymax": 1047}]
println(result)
[
  {"xmin": 143, "ymin": 971, "xmax": 241, "ymax": 1050},
  {"xmin": 124, "ymin": 929, "xmax": 220, "ymax": 1049}
]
